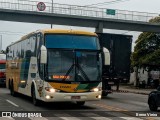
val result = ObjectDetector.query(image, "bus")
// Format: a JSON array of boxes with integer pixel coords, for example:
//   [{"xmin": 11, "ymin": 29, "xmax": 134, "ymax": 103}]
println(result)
[
  {"xmin": 6, "ymin": 29, "xmax": 110, "ymax": 106},
  {"xmin": 0, "ymin": 53, "xmax": 6, "ymax": 86}
]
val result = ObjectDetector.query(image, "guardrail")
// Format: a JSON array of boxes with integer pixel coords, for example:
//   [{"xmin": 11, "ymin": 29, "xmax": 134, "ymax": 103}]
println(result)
[{"xmin": 0, "ymin": 0, "xmax": 159, "ymax": 22}]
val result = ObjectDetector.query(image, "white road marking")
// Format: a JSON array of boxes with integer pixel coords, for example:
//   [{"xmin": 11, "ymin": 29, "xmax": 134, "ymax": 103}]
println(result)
[
  {"xmin": 59, "ymin": 117, "xmax": 81, "ymax": 120},
  {"xmin": 0, "ymin": 117, "xmax": 14, "ymax": 120},
  {"xmin": 29, "ymin": 117, "xmax": 48, "ymax": 120},
  {"xmin": 54, "ymin": 114, "xmax": 81, "ymax": 120},
  {"xmin": 6, "ymin": 99, "xmax": 19, "ymax": 107},
  {"xmin": 81, "ymin": 113, "xmax": 112, "ymax": 120},
  {"xmin": 90, "ymin": 117, "xmax": 112, "ymax": 120},
  {"xmin": 120, "ymin": 117, "xmax": 143, "ymax": 120}
]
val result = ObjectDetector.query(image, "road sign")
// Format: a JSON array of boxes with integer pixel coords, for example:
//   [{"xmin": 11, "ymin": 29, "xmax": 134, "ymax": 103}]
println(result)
[
  {"xmin": 106, "ymin": 9, "xmax": 116, "ymax": 15},
  {"xmin": 37, "ymin": 2, "xmax": 46, "ymax": 11}
]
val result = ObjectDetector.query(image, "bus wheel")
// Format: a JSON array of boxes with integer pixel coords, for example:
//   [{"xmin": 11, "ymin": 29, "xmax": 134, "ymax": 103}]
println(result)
[
  {"xmin": 76, "ymin": 101, "xmax": 85, "ymax": 106},
  {"xmin": 9, "ymin": 80, "xmax": 11, "ymax": 89},
  {"xmin": 10, "ymin": 81, "xmax": 17, "ymax": 97},
  {"xmin": 32, "ymin": 87, "xmax": 40, "ymax": 106}
]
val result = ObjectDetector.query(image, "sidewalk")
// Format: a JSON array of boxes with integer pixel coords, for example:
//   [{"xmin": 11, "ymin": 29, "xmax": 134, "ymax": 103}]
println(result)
[{"xmin": 112, "ymin": 85, "xmax": 157, "ymax": 95}]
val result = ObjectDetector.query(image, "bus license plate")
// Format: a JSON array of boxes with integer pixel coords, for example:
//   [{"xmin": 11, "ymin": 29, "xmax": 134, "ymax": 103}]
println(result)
[{"xmin": 71, "ymin": 96, "xmax": 80, "ymax": 99}]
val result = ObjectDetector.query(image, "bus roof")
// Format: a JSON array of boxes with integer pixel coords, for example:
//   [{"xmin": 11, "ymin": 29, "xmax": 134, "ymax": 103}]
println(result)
[
  {"xmin": 8, "ymin": 29, "xmax": 98, "ymax": 47},
  {"xmin": 22, "ymin": 29, "xmax": 97, "ymax": 39},
  {"xmin": 40, "ymin": 29, "xmax": 97, "ymax": 36}
]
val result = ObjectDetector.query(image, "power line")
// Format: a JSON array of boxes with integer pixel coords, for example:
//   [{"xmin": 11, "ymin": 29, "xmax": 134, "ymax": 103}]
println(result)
[
  {"xmin": 0, "ymin": 30, "xmax": 26, "ymax": 36},
  {"xmin": 85, "ymin": 0, "xmax": 131, "ymax": 7},
  {"xmin": 99, "ymin": 0, "xmax": 131, "ymax": 6},
  {"xmin": 0, "ymin": 33, "xmax": 23, "ymax": 35},
  {"xmin": 87, "ymin": 0, "xmax": 129, "ymax": 6},
  {"xmin": 0, "ymin": 30, "xmax": 26, "ymax": 34},
  {"xmin": 0, "ymin": 33, "xmax": 23, "ymax": 36}
]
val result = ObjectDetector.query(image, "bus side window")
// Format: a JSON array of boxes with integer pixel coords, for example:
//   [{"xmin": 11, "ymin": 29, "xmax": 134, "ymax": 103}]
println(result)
[
  {"xmin": 30, "ymin": 35, "xmax": 36, "ymax": 56},
  {"xmin": 36, "ymin": 33, "xmax": 41, "ymax": 56},
  {"xmin": 39, "ymin": 64, "xmax": 44, "ymax": 79},
  {"xmin": 36, "ymin": 33, "xmax": 44, "ymax": 79}
]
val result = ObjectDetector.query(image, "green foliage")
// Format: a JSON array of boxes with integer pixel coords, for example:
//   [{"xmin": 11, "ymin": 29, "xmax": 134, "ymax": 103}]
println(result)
[{"xmin": 131, "ymin": 16, "xmax": 160, "ymax": 70}]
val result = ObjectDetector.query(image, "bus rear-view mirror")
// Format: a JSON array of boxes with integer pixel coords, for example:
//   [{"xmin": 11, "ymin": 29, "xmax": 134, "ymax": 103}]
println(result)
[
  {"xmin": 40, "ymin": 45, "xmax": 47, "ymax": 64},
  {"xmin": 103, "ymin": 47, "xmax": 110, "ymax": 65}
]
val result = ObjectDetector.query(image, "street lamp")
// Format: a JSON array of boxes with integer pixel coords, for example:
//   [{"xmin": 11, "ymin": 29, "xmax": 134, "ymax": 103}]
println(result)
[{"xmin": 51, "ymin": 0, "xmax": 53, "ymax": 29}]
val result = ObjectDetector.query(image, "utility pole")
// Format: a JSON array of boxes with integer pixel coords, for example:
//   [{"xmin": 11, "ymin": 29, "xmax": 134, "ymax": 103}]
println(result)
[{"xmin": 51, "ymin": 0, "xmax": 53, "ymax": 29}]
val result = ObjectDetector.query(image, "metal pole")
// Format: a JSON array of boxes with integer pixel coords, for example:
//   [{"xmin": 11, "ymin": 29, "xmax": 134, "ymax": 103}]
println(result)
[{"xmin": 51, "ymin": 0, "xmax": 53, "ymax": 29}]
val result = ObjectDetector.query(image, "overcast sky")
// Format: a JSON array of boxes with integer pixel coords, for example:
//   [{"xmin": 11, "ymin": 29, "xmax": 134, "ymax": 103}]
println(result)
[{"xmin": 0, "ymin": 0, "xmax": 160, "ymax": 51}]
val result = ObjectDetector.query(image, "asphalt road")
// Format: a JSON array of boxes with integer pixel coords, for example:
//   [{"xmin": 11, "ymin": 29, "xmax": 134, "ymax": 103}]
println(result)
[{"xmin": 0, "ymin": 87, "xmax": 160, "ymax": 120}]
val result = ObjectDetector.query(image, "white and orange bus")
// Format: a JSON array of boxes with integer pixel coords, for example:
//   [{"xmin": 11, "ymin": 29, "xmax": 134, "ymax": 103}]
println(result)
[{"xmin": 6, "ymin": 29, "xmax": 110, "ymax": 106}]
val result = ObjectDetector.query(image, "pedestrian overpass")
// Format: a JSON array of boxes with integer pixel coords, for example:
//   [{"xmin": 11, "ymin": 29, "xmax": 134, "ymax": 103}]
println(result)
[{"xmin": 0, "ymin": 0, "xmax": 160, "ymax": 32}]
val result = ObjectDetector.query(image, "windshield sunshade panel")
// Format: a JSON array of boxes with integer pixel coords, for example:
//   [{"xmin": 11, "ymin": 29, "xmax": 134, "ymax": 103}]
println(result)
[{"xmin": 45, "ymin": 34, "xmax": 100, "ymax": 50}]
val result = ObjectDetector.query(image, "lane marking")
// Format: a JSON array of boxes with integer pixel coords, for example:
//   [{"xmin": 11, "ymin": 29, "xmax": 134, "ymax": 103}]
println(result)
[
  {"xmin": 81, "ymin": 113, "xmax": 112, "ymax": 120},
  {"xmin": 6, "ymin": 99, "xmax": 19, "ymax": 107},
  {"xmin": 0, "ymin": 117, "xmax": 14, "ymax": 120},
  {"xmin": 59, "ymin": 117, "xmax": 81, "ymax": 120},
  {"xmin": 29, "ymin": 117, "xmax": 48, "ymax": 120},
  {"xmin": 90, "ymin": 117, "xmax": 112, "ymax": 120},
  {"xmin": 120, "ymin": 117, "xmax": 144, "ymax": 120},
  {"xmin": 93, "ymin": 103, "xmax": 135, "ymax": 117},
  {"xmin": 128, "ymin": 101, "xmax": 148, "ymax": 106},
  {"xmin": 93, "ymin": 103, "xmax": 157, "ymax": 120},
  {"xmin": 93, "ymin": 103, "xmax": 128, "ymax": 111},
  {"xmin": 54, "ymin": 114, "xmax": 81, "ymax": 120}
]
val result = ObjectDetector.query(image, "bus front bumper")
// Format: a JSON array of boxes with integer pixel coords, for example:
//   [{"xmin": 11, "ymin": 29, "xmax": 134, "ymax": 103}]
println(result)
[{"xmin": 42, "ymin": 91, "xmax": 102, "ymax": 102}]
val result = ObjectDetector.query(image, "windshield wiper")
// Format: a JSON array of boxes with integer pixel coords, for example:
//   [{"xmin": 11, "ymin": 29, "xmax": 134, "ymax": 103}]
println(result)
[
  {"xmin": 61, "ymin": 63, "xmax": 90, "ymax": 81},
  {"xmin": 76, "ymin": 64, "xmax": 90, "ymax": 81},
  {"xmin": 75, "ymin": 53, "xmax": 91, "ymax": 82},
  {"xmin": 62, "ymin": 64, "xmax": 75, "ymax": 81}
]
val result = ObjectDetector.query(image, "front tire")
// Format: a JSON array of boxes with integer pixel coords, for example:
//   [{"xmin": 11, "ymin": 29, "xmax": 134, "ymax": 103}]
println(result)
[
  {"xmin": 149, "ymin": 99, "xmax": 158, "ymax": 111},
  {"xmin": 10, "ymin": 81, "xmax": 17, "ymax": 97},
  {"xmin": 32, "ymin": 86, "xmax": 40, "ymax": 106}
]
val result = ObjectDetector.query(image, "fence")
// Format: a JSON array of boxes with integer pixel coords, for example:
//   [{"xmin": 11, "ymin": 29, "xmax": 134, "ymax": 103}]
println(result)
[{"xmin": 0, "ymin": 0, "xmax": 159, "ymax": 22}]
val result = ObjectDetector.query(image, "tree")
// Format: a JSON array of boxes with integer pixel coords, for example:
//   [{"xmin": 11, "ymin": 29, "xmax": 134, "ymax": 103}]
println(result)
[{"xmin": 131, "ymin": 16, "xmax": 160, "ymax": 70}]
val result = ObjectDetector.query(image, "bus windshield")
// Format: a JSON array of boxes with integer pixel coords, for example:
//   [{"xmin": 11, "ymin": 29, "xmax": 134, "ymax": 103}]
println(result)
[
  {"xmin": 47, "ymin": 50, "xmax": 101, "ymax": 82},
  {"xmin": 45, "ymin": 34, "xmax": 100, "ymax": 50}
]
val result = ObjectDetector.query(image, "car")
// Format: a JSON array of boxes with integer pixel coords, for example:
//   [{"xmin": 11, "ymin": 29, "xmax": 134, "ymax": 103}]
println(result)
[{"xmin": 148, "ymin": 86, "xmax": 160, "ymax": 111}]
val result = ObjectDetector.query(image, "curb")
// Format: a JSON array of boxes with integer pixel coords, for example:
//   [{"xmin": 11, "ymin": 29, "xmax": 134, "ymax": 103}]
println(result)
[
  {"xmin": 117, "ymin": 90, "xmax": 149, "ymax": 95},
  {"xmin": 109, "ymin": 89, "xmax": 150, "ymax": 95},
  {"xmin": 127, "ymin": 91, "xmax": 149, "ymax": 95},
  {"xmin": 111, "ymin": 90, "xmax": 129, "ymax": 93},
  {"xmin": 105, "ymin": 90, "xmax": 129, "ymax": 93}
]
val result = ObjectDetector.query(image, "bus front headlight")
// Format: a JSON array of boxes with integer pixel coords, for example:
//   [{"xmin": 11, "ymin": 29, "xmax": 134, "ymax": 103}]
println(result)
[
  {"xmin": 45, "ymin": 87, "xmax": 59, "ymax": 93},
  {"xmin": 46, "ymin": 95, "xmax": 51, "ymax": 99},
  {"xmin": 90, "ymin": 87, "xmax": 102, "ymax": 92}
]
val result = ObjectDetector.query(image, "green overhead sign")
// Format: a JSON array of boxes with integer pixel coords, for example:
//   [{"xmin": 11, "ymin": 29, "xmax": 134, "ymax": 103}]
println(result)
[{"xmin": 106, "ymin": 9, "xmax": 116, "ymax": 15}]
